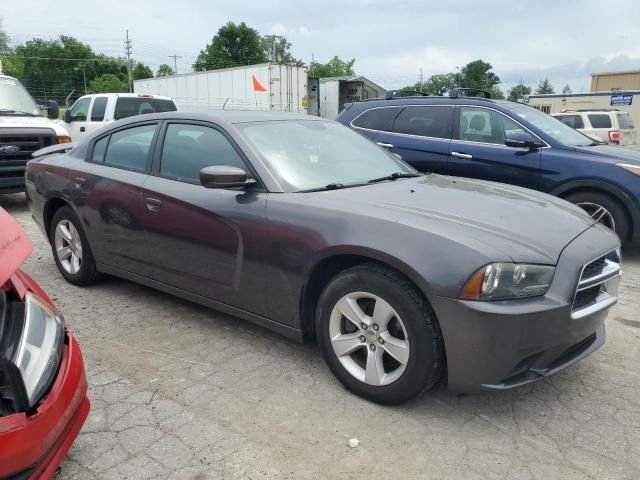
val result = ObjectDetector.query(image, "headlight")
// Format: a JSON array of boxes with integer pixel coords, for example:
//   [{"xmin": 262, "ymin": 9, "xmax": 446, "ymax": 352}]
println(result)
[
  {"xmin": 13, "ymin": 292, "xmax": 65, "ymax": 408},
  {"xmin": 618, "ymin": 163, "xmax": 640, "ymax": 176},
  {"xmin": 460, "ymin": 263, "xmax": 555, "ymax": 301}
]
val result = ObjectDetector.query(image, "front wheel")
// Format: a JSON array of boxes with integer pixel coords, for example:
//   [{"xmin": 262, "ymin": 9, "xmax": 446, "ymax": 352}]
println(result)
[
  {"xmin": 565, "ymin": 191, "xmax": 630, "ymax": 243},
  {"xmin": 316, "ymin": 263, "xmax": 444, "ymax": 405}
]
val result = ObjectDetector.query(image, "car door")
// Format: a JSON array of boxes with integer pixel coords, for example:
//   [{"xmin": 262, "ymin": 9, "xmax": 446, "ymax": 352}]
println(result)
[
  {"xmin": 65, "ymin": 97, "xmax": 92, "ymax": 142},
  {"xmin": 140, "ymin": 121, "xmax": 269, "ymax": 315},
  {"xmin": 84, "ymin": 96, "xmax": 110, "ymax": 137},
  {"xmin": 447, "ymin": 106, "xmax": 542, "ymax": 190},
  {"xmin": 372, "ymin": 105, "xmax": 453, "ymax": 174},
  {"xmin": 67, "ymin": 122, "xmax": 159, "ymax": 276}
]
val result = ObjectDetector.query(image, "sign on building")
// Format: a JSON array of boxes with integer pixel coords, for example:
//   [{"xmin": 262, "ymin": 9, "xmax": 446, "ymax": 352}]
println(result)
[{"xmin": 611, "ymin": 94, "xmax": 633, "ymax": 106}]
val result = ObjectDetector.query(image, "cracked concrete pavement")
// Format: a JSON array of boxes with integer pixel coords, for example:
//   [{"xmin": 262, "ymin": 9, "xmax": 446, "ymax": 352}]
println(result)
[{"xmin": 1, "ymin": 192, "xmax": 639, "ymax": 480}]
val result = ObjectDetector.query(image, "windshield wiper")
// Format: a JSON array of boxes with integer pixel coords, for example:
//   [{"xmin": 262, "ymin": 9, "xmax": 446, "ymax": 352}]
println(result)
[
  {"xmin": 368, "ymin": 172, "xmax": 421, "ymax": 184},
  {"xmin": 0, "ymin": 109, "xmax": 39, "ymax": 117},
  {"xmin": 299, "ymin": 183, "xmax": 346, "ymax": 193}
]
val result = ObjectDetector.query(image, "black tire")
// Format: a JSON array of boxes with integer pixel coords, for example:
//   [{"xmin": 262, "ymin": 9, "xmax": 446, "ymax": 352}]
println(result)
[
  {"xmin": 316, "ymin": 263, "xmax": 444, "ymax": 405},
  {"xmin": 50, "ymin": 206, "xmax": 99, "ymax": 286},
  {"xmin": 565, "ymin": 191, "xmax": 630, "ymax": 243}
]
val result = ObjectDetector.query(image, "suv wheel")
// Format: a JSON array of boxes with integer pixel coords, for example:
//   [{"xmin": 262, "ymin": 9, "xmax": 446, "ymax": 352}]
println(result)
[
  {"xmin": 565, "ymin": 191, "xmax": 630, "ymax": 243},
  {"xmin": 316, "ymin": 263, "xmax": 443, "ymax": 405}
]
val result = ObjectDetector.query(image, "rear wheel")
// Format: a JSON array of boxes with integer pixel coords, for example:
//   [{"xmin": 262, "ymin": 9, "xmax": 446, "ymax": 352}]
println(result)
[
  {"xmin": 316, "ymin": 263, "xmax": 444, "ymax": 405},
  {"xmin": 565, "ymin": 191, "xmax": 630, "ymax": 243}
]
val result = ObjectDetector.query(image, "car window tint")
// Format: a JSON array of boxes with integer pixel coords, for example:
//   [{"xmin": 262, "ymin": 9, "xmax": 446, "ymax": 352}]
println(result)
[
  {"xmin": 114, "ymin": 97, "xmax": 177, "ymax": 120},
  {"xmin": 69, "ymin": 97, "xmax": 91, "ymax": 121},
  {"xmin": 459, "ymin": 107, "xmax": 524, "ymax": 145},
  {"xmin": 352, "ymin": 107, "xmax": 401, "ymax": 131},
  {"xmin": 160, "ymin": 124, "xmax": 246, "ymax": 182},
  {"xmin": 103, "ymin": 124, "xmax": 156, "ymax": 171},
  {"xmin": 392, "ymin": 106, "xmax": 452, "ymax": 139},
  {"xmin": 90, "ymin": 97, "xmax": 108, "ymax": 122},
  {"xmin": 588, "ymin": 114, "xmax": 612, "ymax": 129},
  {"xmin": 92, "ymin": 136, "xmax": 109, "ymax": 162},
  {"xmin": 616, "ymin": 112, "xmax": 634, "ymax": 129},
  {"xmin": 556, "ymin": 115, "xmax": 584, "ymax": 129}
]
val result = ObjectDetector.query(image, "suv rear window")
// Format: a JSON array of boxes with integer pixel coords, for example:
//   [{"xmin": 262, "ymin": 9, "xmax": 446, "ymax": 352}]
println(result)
[
  {"xmin": 392, "ymin": 106, "xmax": 452, "ymax": 139},
  {"xmin": 114, "ymin": 97, "xmax": 177, "ymax": 120},
  {"xmin": 556, "ymin": 115, "xmax": 584, "ymax": 129},
  {"xmin": 588, "ymin": 114, "xmax": 612, "ymax": 129},
  {"xmin": 616, "ymin": 112, "xmax": 634, "ymax": 129},
  {"xmin": 352, "ymin": 107, "xmax": 401, "ymax": 131}
]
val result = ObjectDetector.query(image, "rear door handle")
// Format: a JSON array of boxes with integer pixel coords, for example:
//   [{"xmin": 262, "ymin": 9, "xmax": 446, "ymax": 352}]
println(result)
[
  {"xmin": 451, "ymin": 151, "xmax": 473, "ymax": 159},
  {"xmin": 72, "ymin": 177, "xmax": 86, "ymax": 187},
  {"xmin": 377, "ymin": 142, "xmax": 394, "ymax": 149},
  {"xmin": 145, "ymin": 197, "xmax": 162, "ymax": 211}
]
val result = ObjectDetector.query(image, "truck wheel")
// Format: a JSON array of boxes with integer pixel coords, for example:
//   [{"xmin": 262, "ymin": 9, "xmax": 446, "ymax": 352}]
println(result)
[{"xmin": 565, "ymin": 191, "xmax": 630, "ymax": 243}]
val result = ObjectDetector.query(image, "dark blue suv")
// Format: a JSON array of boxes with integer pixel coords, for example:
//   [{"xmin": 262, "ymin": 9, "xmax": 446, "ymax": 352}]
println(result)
[{"xmin": 337, "ymin": 92, "xmax": 640, "ymax": 244}]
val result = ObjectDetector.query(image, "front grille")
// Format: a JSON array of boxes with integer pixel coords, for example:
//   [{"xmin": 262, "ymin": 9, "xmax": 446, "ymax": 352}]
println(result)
[
  {"xmin": 0, "ymin": 129, "xmax": 56, "ymax": 180},
  {"xmin": 571, "ymin": 249, "xmax": 621, "ymax": 318}
]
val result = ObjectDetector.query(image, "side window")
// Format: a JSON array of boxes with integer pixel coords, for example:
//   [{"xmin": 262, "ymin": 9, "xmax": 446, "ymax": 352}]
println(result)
[
  {"xmin": 91, "ymin": 136, "xmax": 109, "ymax": 162},
  {"xmin": 588, "ymin": 114, "xmax": 612, "ymax": 129},
  {"xmin": 69, "ymin": 97, "xmax": 91, "ymax": 121},
  {"xmin": 458, "ymin": 107, "xmax": 526, "ymax": 145},
  {"xmin": 103, "ymin": 124, "xmax": 156, "ymax": 171},
  {"xmin": 556, "ymin": 115, "xmax": 584, "ymax": 129},
  {"xmin": 160, "ymin": 124, "xmax": 247, "ymax": 183},
  {"xmin": 352, "ymin": 107, "xmax": 401, "ymax": 131},
  {"xmin": 90, "ymin": 97, "xmax": 108, "ymax": 121},
  {"xmin": 392, "ymin": 106, "xmax": 453, "ymax": 139}
]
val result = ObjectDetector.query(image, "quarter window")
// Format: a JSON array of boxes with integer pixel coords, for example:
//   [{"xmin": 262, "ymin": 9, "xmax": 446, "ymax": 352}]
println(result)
[
  {"xmin": 91, "ymin": 136, "xmax": 109, "ymax": 162},
  {"xmin": 160, "ymin": 124, "xmax": 246, "ymax": 183},
  {"xmin": 90, "ymin": 97, "xmax": 108, "ymax": 121},
  {"xmin": 69, "ymin": 97, "xmax": 91, "ymax": 121},
  {"xmin": 352, "ymin": 107, "xmax": 401, "ymax": 131},
  {"xmin": 588, "ymin": 114, "xmax": 612, "ymax": 129},
  {"xmin": 392, "ymin": 106, "xmax": 453, "ymax": 139},
  {"xmin": 458, "ymin": 107, "xmax": 527, "ymax": 145},
  {"xmin": 102, "ymin": 124, "xmax": 156, "ymax": 171}
]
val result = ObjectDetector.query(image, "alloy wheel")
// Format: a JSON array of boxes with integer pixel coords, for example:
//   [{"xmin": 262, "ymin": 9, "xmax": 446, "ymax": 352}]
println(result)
[
  {"xmin": 576, "ymin": 202, "xmax": 616, "ymax": 231},
  {"xmin": 54, "ymin": 220, "xmax": 83, "ymax": 274},
  {"xmin": 329, "ymin": 291, "xmax": 409, "ymax": 386}
]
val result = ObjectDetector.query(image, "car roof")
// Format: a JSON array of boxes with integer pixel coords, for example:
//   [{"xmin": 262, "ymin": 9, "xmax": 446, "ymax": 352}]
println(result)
[
  {"xmin": 79, "ymin": 93, "xmax": 175, "ymax": 101},
  {"xmin": 346, "ymin": 95, "xmax": 504, "ymax": 110},
  {"xmin": 109, "ymin": 110, "xmax": 326, "ymax": 127}
]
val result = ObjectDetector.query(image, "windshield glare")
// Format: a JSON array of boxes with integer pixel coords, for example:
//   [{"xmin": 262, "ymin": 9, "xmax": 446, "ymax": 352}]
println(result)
[
  {"xmin": 500, "ymin": 102, "xmax": 594, "ymax": 147},
  {"xmin": 0, "ymin": 77, "xmax": 41, "ymax": 115},
  {"xmin": 238, "ymin": 120, "xmax": 416, "ymax": 191}
]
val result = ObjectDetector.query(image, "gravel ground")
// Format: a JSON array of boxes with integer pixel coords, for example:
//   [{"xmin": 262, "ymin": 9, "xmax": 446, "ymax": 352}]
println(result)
[{"xmin": 2, "ymin": 192, "xmax": 639, "ymax": 480}]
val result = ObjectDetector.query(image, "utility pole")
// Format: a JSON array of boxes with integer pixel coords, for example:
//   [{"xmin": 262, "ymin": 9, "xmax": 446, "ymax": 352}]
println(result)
[
  {"xmin": 168, "ymin": 55, "xmax": 182, "ymax": 75},
  {"xmin": 264, "ymin": 35, "xmax": 283, "ymax": 63},
  {"xmin": 418, "ymin": 68, "xmax": 424, "ymax": 92},
  {"xmin": 124, "ymin": 29, "xmax": 133, "ymax": 93},
  {"xmin": 520, "ymin": 74, "xmax": 523, "ymax": 99}
]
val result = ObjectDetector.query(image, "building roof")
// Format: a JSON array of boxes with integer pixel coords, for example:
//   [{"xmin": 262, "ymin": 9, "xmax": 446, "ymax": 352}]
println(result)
[{"xmin": 591, "ymin": 70, "xmax": 640, "ymax": 77}]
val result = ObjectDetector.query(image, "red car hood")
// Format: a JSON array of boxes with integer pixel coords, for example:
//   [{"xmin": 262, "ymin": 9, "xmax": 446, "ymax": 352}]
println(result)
[{"xmin": 0, "ymin": 208, "xmax": 32, "ymax": 287}]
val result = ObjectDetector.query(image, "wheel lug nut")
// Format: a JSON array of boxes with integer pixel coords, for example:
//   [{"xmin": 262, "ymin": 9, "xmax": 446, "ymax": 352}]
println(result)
[
  {"xmin": 360, "ymin": 323, "xmax": 367, "ymax": 330},
  {"xmin": 370, "ymin": 344, "xmax": 376, "ymax": 351},
  {"xmin": 359, "ymin": 335, "xmax": 366, "ymax": 343},
  {"xmin": 378, "ymin": 337, "xmax": 385, "ymax": 344},
  {"xmin": 372, "ymin": 324, "xmax": 379, "ymax": 331}
]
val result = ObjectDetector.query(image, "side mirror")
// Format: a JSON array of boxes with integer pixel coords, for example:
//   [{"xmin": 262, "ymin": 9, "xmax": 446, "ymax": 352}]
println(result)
[
  {"xmin": 200, "ymin": 166, "xmax": 256, "ymax": 189},
  {"xmin": 45, "ymin": 100, "xmax": 59, "ymax": 120},
  {"xmin": 505, "ymin": 131, "xmax": 542, "ymax": 149},
  {"xmin": 63, "ymin": 109, "xmax": 72, "ymax": 123}
]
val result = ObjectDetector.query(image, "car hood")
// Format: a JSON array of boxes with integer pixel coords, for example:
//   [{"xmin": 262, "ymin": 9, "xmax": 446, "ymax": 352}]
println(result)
[
  {"xmin": 316, "ymin": 175, "xmax": 596, "ymax": 264},
  {"xmin": 573, "ymin": 144, "xmax": 640, "ymax": 165},
  {"xmin": 0, "ymin": 115, "xmax": 69, "ymax": 136},
  {"xmin": 0, "ymin": 208, "xmax": 32, "ymax": 287}
]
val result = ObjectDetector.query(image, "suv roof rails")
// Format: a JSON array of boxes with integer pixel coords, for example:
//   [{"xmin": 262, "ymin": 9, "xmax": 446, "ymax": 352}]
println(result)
[
  {"xmin": 448, "ymin": 87, "xmax": 492, "ymax": 99},
  {"xmin": 385, "ymin": 90, "xmax": 429, "ymax": 99}
]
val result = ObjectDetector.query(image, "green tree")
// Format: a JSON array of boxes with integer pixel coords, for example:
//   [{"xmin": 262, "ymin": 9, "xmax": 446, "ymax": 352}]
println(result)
[
  {"xmin": 490, "ymin": 86, "xmax": 505, "ymax": 99},
  {"xmin": 263, "ymin": 35, "xmax": 303, "ymax": 66},
  {"xmin": 507, "ymin": 83, "xmax": 532, "ymax": 101},
  {"xmin": 88, "ymin": 73, "xmax": 128, "ymax": 93},
  {"xmin": 460, "ymin": 59, "xmax": 500, "ymax": 90},
  {"xmin": 193, "ymin": 22, "xmax": 267, "ymax": 71},
  {"xmin": 535, "ymin": 78, "xmax": 555, "ymax": 94},
  {"xmin": 132, "ymin": 62, "xmax": 153, "ymax": 80},
  {"xmin": 562, "ymin": 84, "xmax": 572, "ymax": 94},
  {"xmin": 397, "ymin": 73, "xmax": 457, "ymax": 97},
  {"xmin": 0, "ymin": 20, "xmax": 23, "ymax": 77},
  {"xmin": 309, "ymin": 56, "xmax": 355, "ymax": 78},
  {"xmin": 156, "ymin": 64, "xmax": 174, "ymax": 76}
]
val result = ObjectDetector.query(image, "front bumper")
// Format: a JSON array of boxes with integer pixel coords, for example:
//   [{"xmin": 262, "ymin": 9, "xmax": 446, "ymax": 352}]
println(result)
[
  {"xmin": 431, "ymin": 224, "xmax": 620, "ymax": 393},
  {"xmin": 0, "ymin": 329, "xmax": 89, "ymax": 480}
]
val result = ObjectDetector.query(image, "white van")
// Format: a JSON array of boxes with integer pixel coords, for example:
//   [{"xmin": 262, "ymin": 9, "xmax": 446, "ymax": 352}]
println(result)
[
  {"xmin": 552, "ymin": 110, "xmax": 636, "ymax": 146},
  {"xmin": 62, "ymin": 93, "xmax": 177, "ymax": 142}
]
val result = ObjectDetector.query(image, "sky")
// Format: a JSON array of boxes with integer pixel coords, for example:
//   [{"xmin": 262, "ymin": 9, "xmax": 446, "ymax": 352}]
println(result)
[{"xmin": 3, "ymin": 0, "xmax": 640, "ymax": 94}]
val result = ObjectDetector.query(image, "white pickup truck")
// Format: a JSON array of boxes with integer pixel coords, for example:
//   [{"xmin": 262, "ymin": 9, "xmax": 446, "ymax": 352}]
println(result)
[
  {"xmin": 62, "ymin": 93, "xmax": 177, "ymax": 142},
  {"xmin": 0, "ymin": 73, "xmax": 71, "ymax": 194}
]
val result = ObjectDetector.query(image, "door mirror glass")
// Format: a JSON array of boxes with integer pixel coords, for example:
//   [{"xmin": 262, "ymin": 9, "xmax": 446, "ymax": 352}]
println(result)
[
  {"xmin": 200, "ymin": 166, "xmax": 254, "ymax": 189},
  {"xmin": 45, "ymin": 100, "xmax": 59, "ymax": 119},
  {"xmin": 505, "ymin": 131, "xmax": 541, "ymax": 149},
  {"xmin": 63, "ymin": 109, "xmax": 72, "ymax": 123}
]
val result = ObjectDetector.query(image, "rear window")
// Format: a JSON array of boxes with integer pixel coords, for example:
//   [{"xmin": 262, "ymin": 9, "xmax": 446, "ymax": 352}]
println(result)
[
  {"xmin": 114, "ymin": 97, "xmax": 177, "ymax": 120},
  {"xmin": 588, "ymin": 114, "xmax": 612, "ymax": 129},
  {"xmin": 616, "ymin": 112, "xmax": 634, "ymax": 129},
  {"xmin": 352, "ymin": 107, "xmax": 401, "ymax": 131},
  {"xmin": 392, "ymin": 106, "xmax": 453, "ymax": 139},
  {"xmin": 555, "ymin": 114, "xmax": 584, "ymax": 129}
]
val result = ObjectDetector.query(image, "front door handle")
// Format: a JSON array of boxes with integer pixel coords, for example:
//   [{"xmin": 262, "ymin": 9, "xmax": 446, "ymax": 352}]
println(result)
[
  {"xmin": 377, "ymin": 142, "xmax": 394, "ymax": 149},
  {"xmin": 451, "ymin": 151, "xmax": 473, "ymax": 159},
  {"xmin": 72, "ymin": 177, "xmax": 86, "ymax": 187},
  {"xmin": 145, "ymin": 197, "xmax": 162, "ymax": 212},
  {"xmin": 80, "ymin": 126, "xmax": 86, "ymax": 132}
]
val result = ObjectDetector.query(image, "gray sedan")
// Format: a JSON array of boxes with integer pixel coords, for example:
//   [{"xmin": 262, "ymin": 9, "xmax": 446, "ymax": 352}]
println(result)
[{"xmin": 26, "ymin": 111, "xmax": 621, "ymax": 404}]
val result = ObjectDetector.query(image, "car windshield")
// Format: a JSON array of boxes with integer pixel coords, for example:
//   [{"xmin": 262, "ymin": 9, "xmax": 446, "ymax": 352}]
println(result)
[
  {"xmin": 500, "ymin": 102, "xmax": 595, "ymax": 147},
  {"xmin": 0, "ymin": 77, "xmax": 41, "ymax": 116},
  {"xmin": 237, "ymin": 120, "xmax": 417, "ymax": 192}
]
